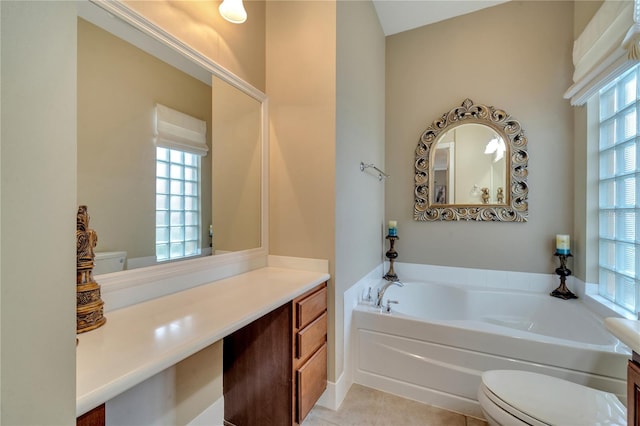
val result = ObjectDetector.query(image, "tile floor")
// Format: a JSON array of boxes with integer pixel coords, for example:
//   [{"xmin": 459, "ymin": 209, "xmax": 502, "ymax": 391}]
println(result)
[{"xmin": 302, "ymin": 384, "xmax": 488, "ymax": 426}]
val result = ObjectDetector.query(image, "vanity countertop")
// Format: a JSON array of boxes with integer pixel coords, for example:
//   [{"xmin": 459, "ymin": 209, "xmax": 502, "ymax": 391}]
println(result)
[
  {"xmin": 605, "ymin": 317, "xmax": 640, "ymax": 354},
  {"xmin": 76, "ymin": 266, "xmax": 330, "ymax": 417}
]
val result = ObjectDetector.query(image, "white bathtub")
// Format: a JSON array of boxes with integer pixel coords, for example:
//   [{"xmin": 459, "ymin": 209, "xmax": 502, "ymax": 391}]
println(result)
[{"xmin": 353, "ymin": 280, "xmax": 630, "ymax": 418}]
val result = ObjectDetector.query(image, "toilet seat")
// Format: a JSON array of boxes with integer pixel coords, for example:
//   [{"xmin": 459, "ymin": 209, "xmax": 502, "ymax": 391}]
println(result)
[
  {"xmin": 479, "ymin": 370, "xmax": 626, "ymax": 426},
  {"xmin": 479, "ymin": 381, "xmax": 546, "ymax": 426},
  {"xmin": 478, "ymin": 381, "xmax": 542, "ymax": 425}
]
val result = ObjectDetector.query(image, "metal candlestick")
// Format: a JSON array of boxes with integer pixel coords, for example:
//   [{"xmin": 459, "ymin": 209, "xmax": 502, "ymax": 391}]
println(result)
[
  {"xmin": 383, "ymin": 235, "xmax": 399, "ymax": 281},
  {"xmin": 551, "ymin": 252, "xmax": 577, "ymax": 300}
]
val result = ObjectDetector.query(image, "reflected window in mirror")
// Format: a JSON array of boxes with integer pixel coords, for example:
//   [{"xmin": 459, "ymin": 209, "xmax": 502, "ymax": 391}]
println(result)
[
  {"xmin": 156, "ymin": 148, "xmax": 203, "ymax": 261},
  {"xmin": 154, "ymin": 103, "xmax": 209, "ymax": 262},
  {"xmin": 415, "ymin": 98, "xmax": 528, "ymax": 222}
]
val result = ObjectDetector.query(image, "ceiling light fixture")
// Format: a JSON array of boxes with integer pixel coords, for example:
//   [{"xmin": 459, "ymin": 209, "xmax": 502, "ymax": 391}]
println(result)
[{"xmin": 219, "ymin": 0, "xmax": 247, "ymax": 24}]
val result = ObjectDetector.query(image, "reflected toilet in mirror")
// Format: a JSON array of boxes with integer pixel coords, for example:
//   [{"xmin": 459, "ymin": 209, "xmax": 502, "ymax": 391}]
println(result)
[{"xmin": 93, "ymin": 251, "xmax": 127, "ymax": 275}]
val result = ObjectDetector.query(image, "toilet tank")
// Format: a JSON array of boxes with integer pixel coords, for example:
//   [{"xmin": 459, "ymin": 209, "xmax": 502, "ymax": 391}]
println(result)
[{"xmin": 94, "ymin": 251, "xmax": 127, "ymax": 275}]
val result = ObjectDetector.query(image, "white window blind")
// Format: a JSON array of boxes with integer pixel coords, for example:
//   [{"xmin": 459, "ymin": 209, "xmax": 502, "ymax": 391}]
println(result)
[
  {"xmin": 598, "ymin": 64, "xmax": 640, "ymax": 315},
  {"xmin": 565, "ymin": 0, "xmax": 640, "ymax": 106},
  {"xmin": 154, "ymin": 103, "xmax": 208, "ymax": 156}
]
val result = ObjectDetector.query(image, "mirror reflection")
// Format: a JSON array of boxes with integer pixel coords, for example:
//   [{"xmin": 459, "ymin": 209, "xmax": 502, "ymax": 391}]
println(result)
[
  {"xmin": 432, "ymin": 124, "xmax": 507, "ymax": 205},
  {"xmin": 77, "ymin": 6, "xmax": 262, "ymax": 272},
  {"xmin": 211, "ymin": 75, "xmax": 262, "ymax": 254}
]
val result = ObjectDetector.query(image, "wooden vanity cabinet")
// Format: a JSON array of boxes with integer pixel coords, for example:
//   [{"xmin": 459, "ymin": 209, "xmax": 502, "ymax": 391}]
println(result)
[
  {"xmin": 293, "ymin": 284, "xmax": 328, "ymax": 423},
  {"xmin": 76, "ymin": 404, "xmax": 105, "ymax": 426},
  {"xmin": 630, "ymin": 351, "xmax": 640, "ymax": 426},
  {"xmin": 224, "ymin": 282, "xmax": 327, "ymax": 426}
]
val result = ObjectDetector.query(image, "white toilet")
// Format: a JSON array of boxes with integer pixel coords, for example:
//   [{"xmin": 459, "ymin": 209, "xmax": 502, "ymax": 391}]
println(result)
[
  {"xmin": 94, "ymin": 251, "xmax": 127, "ymax": 275},
  {"xmin": 478, "ymin": 370, "xmax": 626, "ymax": 426}
]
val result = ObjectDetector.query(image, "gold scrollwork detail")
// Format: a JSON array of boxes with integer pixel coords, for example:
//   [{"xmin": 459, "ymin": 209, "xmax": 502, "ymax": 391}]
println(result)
[{"xmin": 414, "ymin": 98, "xmax": 528, "ymax": 222}]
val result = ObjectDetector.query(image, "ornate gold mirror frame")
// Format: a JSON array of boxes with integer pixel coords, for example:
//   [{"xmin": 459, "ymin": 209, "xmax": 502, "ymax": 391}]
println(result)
[{"xmin": 414, "ymin": 98, "xmax": 528, "ymax": 222}]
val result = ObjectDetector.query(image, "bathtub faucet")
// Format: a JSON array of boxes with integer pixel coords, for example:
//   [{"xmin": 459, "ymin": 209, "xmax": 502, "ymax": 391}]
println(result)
[{"xmin": 376, "ymin": 280, "xmax": 404, "ymax": 308}]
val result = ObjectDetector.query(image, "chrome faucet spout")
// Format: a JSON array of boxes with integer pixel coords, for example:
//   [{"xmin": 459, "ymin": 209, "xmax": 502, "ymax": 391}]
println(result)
[{"xmin": 376, "ymin": 280, "xmax": 404, "ymax": 308}]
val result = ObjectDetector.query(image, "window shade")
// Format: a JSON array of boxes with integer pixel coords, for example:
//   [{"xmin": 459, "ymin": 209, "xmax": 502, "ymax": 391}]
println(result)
[
  {"xmin": 564, "ymin": 0, "xmax": 640, "ymax": 106},
  {"xmin": 154, "ymin": 103, "xmax": 208, "ymax": 156}
]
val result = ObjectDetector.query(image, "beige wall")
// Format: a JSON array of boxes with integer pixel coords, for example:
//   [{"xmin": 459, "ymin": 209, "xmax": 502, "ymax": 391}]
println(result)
[
  {"xmin": 1, "ymin": 1, "xmax": 77, "ymax": 424},
  {"xmin": 211, "ymin": 75, "xmax": 262, "ymax": 252},
  {"xmin": 266, "ymin": 0, "xmax": 338, "ymax": 377},
  {"xmin": 123, "ymin": 0, "xmax": 265, "ymax": 92},
  {"xmin": 266, "ymin": 0, "xmax": 385, "ymax": 385},
  {"xmin": 77, "ymin": 19, "xmax": 212, "ymax": 260},
  {"xmin": 385, "ymin": 1, "xmax": 574, "ymax": 274},
  {"xmin": 175, "ymin": 343, "xmax": 223, "ymax": 424},
  {"xmin": 335, "ymin": 0, "xmax": 386, "ymax": 382},
  {"xmin": 573, "ymin": 0, "xmax": 602, "ymax": 38}
]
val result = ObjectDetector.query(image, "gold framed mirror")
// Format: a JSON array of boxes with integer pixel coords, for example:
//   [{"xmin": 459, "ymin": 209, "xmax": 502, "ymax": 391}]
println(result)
[{"xmin": 414, "ymin": 98, "xmax": 528, "ymax": 222}]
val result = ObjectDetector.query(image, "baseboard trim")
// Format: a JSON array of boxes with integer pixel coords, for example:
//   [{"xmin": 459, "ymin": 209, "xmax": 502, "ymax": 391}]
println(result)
[{"xmin": 316, "ymin": 371, "xmax": 351, "ymax": 411}]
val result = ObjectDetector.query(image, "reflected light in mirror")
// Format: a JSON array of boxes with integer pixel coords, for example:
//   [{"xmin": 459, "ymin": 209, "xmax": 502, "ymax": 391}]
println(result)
[
  {"xmin": 484, "ymin": 137, "xmax": 506, "ymax": 162},
  {"xmin": 219, "ymin": 0, "xmax": 247, "ymax": 24}
]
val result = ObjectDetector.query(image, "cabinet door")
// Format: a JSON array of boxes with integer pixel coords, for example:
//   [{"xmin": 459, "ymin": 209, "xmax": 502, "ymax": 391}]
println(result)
[
  {"xmin": 224, "ymin": 303, "xmax": 293, "ymax": 426},
  {"xmin": 630, "ymin": 356, "xmax": 640, "ymax": 426},
  {"xmin": 76, "ymin": 404, "xmax": 105, "ymax": 426},
  {"xmin": 297, "ymin": 343, "xmax": 327, "ymax": 423}
]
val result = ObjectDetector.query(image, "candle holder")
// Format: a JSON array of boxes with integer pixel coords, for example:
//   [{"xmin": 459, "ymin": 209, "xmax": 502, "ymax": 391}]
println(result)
[
  {"xmin": 383, "ymin": 235, "xmax": 399, "ymax": 281},
  {"xmin": 551, "ymin": 252, "xmax": 577, "ymax": 300}
]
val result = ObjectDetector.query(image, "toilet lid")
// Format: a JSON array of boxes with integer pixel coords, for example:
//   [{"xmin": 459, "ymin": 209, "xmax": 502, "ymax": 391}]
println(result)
[{"xmin": 481, "ymin": 370, "xmax": 626, "ymax": 426}]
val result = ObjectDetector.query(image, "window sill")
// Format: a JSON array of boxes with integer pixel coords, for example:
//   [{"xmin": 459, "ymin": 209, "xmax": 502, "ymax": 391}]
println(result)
[{"xmin": 582, "ymin": 282, "xmax": 637, "ymax": 321}]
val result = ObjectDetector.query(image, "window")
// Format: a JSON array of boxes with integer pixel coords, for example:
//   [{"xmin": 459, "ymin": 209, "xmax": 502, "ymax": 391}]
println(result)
[
  {"xmin": 153, "ymin": 103, "xmax": 208, "ymax": 262},
  {"xmin": 598, "ymin": 64, "xmax": 640, "ymax": 315},
  {"xmin": 155, "ymin": 147, "xmax": 201, "ymax": 261}
]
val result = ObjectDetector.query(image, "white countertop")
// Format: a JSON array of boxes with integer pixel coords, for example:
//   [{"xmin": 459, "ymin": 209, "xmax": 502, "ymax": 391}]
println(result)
[
  {"xmin": 605, "ymin": 317, "xmax": 640, "ymax": 354},
  {"xmin": 76, "ymin": 266, "xmax": 330, "ymax": 416}
]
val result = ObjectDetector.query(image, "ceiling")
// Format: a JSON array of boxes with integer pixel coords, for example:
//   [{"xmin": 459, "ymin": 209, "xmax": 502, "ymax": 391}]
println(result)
[{"xmin": 372, "ymin": 0, "xmax": 511, "ymax": 36}]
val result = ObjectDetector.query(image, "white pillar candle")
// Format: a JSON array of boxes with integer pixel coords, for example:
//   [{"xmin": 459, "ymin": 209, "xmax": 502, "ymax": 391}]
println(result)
[
  {"xmin": 556, "ymin": 234, "xmax": 570, "ymax": 254},
  {"xmin": 388, "ymin": 220, "xmax": 397, "ymax": 236}
]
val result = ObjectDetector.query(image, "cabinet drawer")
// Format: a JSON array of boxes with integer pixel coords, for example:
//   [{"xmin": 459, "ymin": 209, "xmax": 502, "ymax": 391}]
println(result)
[
  {"xmin": 296, "ymin": 311, "xmax": 327, "ymax": 361},
  {"xmin": 297, "ymin": 343, "xmax": 327, "ymax": 423},
  {"xmin": 296, "ymin": 286, "xmax": 327, "ymax": 329}
]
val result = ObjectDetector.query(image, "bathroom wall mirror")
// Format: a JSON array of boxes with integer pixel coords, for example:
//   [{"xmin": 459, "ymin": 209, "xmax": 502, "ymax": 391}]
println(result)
[
  {"xmin": 77, "ymin": 1, "xmax": 267, "ymax": 274},
  {"xmin": 414, "ymin": 98, "xmax": 528, "ymax": 222}
]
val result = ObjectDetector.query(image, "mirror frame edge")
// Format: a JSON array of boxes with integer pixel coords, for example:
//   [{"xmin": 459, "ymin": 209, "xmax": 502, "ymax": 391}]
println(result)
[
  {"xmin": 82, "ymin": 0, "xmax": 269, "ymax": 292},
  {"xmin": 414, "ymin": 98, "xmax": 529, "ymax": 222}
]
